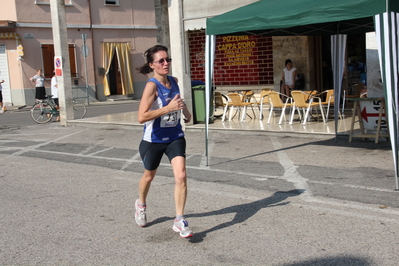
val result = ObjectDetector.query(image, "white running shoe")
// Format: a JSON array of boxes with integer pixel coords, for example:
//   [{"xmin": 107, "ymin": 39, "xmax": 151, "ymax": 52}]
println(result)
[
  {"xmin": 135, "ymin": 199, "xmax": 147, "ymax": 227},
  {"xmin": 173, "ymin": 219, "xmax": 193, "ymax": 238}
]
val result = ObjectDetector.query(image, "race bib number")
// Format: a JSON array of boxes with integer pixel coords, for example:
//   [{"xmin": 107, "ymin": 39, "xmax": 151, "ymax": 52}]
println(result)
[{"xmin": 160, "ymin": 111, "xmax": 180, "ymax": 127}]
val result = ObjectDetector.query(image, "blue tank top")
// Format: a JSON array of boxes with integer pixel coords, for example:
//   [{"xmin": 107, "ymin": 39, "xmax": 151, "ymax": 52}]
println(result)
[{"xmin": 142, "ymin": 76, "xmax": 185, "ymax": 143}]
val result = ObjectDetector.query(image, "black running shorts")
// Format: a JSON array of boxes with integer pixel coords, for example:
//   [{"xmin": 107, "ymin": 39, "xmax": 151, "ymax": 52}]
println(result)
[{"xmin": 139, "ymin": 137, "xmax": 186, "ymax": 171}]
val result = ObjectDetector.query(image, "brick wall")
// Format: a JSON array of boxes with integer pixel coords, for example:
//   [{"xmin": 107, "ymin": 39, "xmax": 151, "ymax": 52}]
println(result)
[{"xmin": 188, "ymin": 31, "xmax": 274, "ymax": 86}]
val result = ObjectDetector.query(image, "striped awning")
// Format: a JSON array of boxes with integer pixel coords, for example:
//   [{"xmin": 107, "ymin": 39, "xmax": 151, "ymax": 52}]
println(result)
[
  {"xmin": 375, "ymin": 12, "xmax": 399, "ymax": 189},
  {"xmin": 0, "ymin": 32, "xmax": 23, "ymax": 57}
]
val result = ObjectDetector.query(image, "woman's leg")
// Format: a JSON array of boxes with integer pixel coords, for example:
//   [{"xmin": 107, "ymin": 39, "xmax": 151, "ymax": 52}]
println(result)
[
  {"xmin": 138, "ymin": 140, "xmax": 164, "ymax": 204},
  {"xmin": 135, "ymin": 169, "xmax": 156, "ymax": 227},
  {"xmin": 138, "ymin": 169, "xmax": 157, "ymax": 204},
  {"xmin": 170, "ymin": 156, "xmax": 187, "ymax": 216},
  {"xmin": 281, "ymin": 84, "xmax": 290, "ymax": 101}
]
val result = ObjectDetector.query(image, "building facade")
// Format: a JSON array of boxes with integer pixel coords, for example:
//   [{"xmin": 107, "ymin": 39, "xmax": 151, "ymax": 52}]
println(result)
[
  {"xmin": 0, "ymin": 0, "xmax": 377, "ymax": 110},
  {"xmin": 0, "ymin": 0, "xmax": 160, "ymax": 107}
]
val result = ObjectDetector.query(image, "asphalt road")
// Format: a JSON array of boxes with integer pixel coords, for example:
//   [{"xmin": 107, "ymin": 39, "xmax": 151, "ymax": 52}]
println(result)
[{"xmin": 1, "ymin": 103, "xmax": 399, "ymax": 265}]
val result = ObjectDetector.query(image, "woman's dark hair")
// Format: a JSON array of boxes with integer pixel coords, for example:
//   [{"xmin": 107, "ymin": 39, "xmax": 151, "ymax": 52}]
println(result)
[
  {"xmin": 285, "ymin": 59, "xmax": 292, "ymax": 66},
  {"xmin": 136, "ymin": 45, "xmax": 169, "ymax": 75}
]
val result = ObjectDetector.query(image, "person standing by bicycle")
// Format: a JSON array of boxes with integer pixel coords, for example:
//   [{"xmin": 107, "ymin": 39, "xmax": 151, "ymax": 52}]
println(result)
[
  {"xmin": 135, "ymin": 45, "xmax": 193, "ymax": 238},
  {"xmin": 30, "ymin": 69, "xmax": 46, "ymax": 101},
  {"xmin": 51, "ymin": 70, "xmax": 60, "ymax": 122}
]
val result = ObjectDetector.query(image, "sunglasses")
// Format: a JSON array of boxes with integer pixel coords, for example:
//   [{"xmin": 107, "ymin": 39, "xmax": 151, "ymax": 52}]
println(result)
[{"xmin": 153, "ymin": 58, "xmax": 172, "ymax": 64}]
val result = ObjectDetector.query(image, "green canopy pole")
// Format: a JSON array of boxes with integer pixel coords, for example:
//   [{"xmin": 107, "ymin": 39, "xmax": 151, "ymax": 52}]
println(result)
[
  {"xmin": 331, "ymin": 34, "xmax": 347, "ymax": 141},
  {"xmin": 205, "ymin": 34, "xmax": 216, "ymax": 166}
]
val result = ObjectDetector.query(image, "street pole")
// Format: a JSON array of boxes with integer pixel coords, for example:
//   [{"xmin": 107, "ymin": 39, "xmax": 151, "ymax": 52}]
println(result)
[
  {"xmin": 50, "ymin": 0, "xmax": 74, "ymax": 125},
  {"xmin": 81, "ymin": 33, "xmax": 89, "ymax": 105}
]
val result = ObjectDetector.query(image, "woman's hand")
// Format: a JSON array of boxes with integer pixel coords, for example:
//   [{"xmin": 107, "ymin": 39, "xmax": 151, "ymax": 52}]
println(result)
[
  {"xmin": 169, "ymin": 94, "xmax": 191, "ymax": 123},
  {"xmin": 167, "ymin": 94, "xmax": 185, "ymax": 112},
  {"xmin": 183, "ymin": 108, "xmax": 191, "ymax": 123}
]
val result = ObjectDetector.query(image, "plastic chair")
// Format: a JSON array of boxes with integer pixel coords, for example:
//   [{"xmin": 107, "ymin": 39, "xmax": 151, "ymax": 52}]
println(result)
[
  {"xmin": 290, "ymin": 90, "xmax": 326, "ymax": 125},
  {"xmin": 241, "ymin": 90, "xmax": 256, "ymax": 102},
  {"xmin": 318, "ymin": 89, "xmax": 342, "ymax": 121},
  {"xmin": 257, "ymin": 88, "xmax": 273, "ymax": 120},
  {"xmin": 226, "ymin": 93, "xmax": 255, "ymax": 121},
  {"xmin": 240, "ymin": 90, "xmax": 257, "ymax": 117},
  {"xmin": 302, "ymin": 90, "xmax": 317, "ymax": 102},
  {"xmin": 267, "ymin": 91, "xmax": 293, "ymax": 124}
]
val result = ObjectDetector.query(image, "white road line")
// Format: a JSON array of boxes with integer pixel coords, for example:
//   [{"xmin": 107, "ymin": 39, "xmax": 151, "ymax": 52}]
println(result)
[
  {"xmin": 87, "ymin": 147, "xmax": 114, "ymax": 156},
  {"xmin": 6, "ymin": 131, "xmax": 83, "ymax": 157},
  {"xmin": 271, "ymin": 137, "xmax": 313, "ymax": 198},
  {"xmin": 120, "ymin": 152, "xmax": 141, "ymax": 171},
  {"xmin": 298, "ymin": 204, "xmax": 399, "ymax": 224},
  {"xmin": 186, "ymin": 154, "xmax": 196, "ymax": 160},
  {"xmin": 0, "ymin": 140, "xmax": 18, "ymax": 143},
  {"xmin": 308, "ymin": 179, "xmax": 397, "ymax": 193},
  {"xmin": 200, "ymin": 141, "xmax": 214, "ymax": 169},
  {"xmin": 303, "ymin": 196, "xmax": 399, "ymax": 215},
  {"xmin": 7, "ymin": 146, "xmax": 276, "ymax": 179}
]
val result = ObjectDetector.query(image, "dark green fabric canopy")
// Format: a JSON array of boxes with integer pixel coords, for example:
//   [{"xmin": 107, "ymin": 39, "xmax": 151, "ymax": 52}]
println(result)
[
  {"xmin": 204, "ymin": 0, "xmax": 399, "ymax": 189},
  {"xmin": 206, "ymin": 0, "xmax": 399, "ymax": 36}
]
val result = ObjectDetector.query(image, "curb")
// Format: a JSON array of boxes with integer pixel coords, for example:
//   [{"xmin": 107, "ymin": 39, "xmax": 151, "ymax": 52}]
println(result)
[{"xmin": 4, "ymin": 99, "xmax": 140, "ymax": 113}]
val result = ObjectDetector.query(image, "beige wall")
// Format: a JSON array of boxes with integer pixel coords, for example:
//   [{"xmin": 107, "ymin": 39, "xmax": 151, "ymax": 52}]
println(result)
[
  {"xmin": 2, "ymin": 0, "xmax": 17, "ymax": 21},
  {"xmin": 89, "ymin": 1, "xmax": 155, "ymax": 26},
  {"xmin": 1, "ymin": 39, "xmax": 25, "ymax": 106},
  {"xmin": 15, "ymin": 1, "xmax": 90, "ymax": 25},
  {"xmin": 272, "ymin": 36, "xmax": 315, "ymax": 92},
  {"xmin": 3, "ymin": 0, "xmax": 158, "ymax": 105},
  {"xmin": 366, "ymin": 32, "xmax": 384, "ymax": 98},
  {"xmin": 92, "ymin": 29, "xmax": 157, "ymax": 100},
  {"xmin": 183, "ymin": 0, "xmax": 258, "ymax": 30}
]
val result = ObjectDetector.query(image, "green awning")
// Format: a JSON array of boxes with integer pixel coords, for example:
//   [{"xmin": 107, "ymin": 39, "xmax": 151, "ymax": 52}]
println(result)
[
  {"xmin": 206, "ymin": 0, "xmax": 399, "ymax": 36},
  {"xmin": 205, "ymin": 0, "xmax": 399, "ymax": 189}
]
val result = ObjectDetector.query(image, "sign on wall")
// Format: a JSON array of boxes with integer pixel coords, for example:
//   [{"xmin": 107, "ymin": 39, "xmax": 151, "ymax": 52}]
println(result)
[
  {"xmin": 218, "ymin": 36, "xmax": 256, "ymax": 66},
  {"xmin": 54, "ymin": 56, "xmax": 62, "ymax": 76},
  {"xmin": 188, "ymin": 31, "xmax": 273, "ymax": 86}
]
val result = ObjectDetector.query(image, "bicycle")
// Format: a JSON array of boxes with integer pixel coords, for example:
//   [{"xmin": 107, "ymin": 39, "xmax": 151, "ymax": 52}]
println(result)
[
  {"xmin": 30, "ymin": 95, "xmax": 87, "ymax": 124},
  {"xmin": 213, "ymin": 91, "xmax": 229, "ymax": 118}
]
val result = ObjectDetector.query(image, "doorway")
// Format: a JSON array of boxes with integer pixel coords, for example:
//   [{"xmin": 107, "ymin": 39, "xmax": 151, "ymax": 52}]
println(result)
[
  {"xmin": 102, "ymin": 42, "xmax": 134, "ymax": 97},
  {"xmin": 108, "ymin": 53, "xmax": 122, "ymax": 95}
]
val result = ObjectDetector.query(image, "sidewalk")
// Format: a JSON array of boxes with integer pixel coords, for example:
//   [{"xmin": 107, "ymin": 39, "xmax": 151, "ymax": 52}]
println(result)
[
  {"xmin": 3, "ymin": 98, "xmax": 376, "ymax": 140},
  {"xmin": 63, "ymin": 100, "xmax": 360, "ymax": 137}
]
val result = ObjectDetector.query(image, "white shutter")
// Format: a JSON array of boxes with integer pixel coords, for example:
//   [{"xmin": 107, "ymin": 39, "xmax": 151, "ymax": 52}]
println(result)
[{"xmin": 0, "ymin": 44, "xmax": 11, "ymax": 104}]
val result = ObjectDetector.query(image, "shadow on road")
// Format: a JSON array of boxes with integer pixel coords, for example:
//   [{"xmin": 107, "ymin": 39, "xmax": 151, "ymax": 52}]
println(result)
[
  {"xmin": 281, "ymin": 255, "xmax": 373, "ymax": 266},
  {"xmin": 186, "ymin": 189, "xmax": 303, "ymax": 243},
  {"xmin": 211, "ymin": 136, "xmax": 391, "ymax": 167}
]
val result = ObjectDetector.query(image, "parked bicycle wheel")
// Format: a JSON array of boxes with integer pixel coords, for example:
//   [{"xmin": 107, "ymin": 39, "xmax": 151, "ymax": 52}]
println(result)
[
  {"xmin": 31, "ymin": 102, "xmax": 53, "ymax": 124},
  {"xmin": 214, "ymin": 92, "xmax": 228, "ymax": 118},
  {"xmin": 73, "ymin": 100, "xmax": 87, "ymax": 119},
  {"xmin": 214, "ymin": 106, "xmax": 225, "ymax": 118}
]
